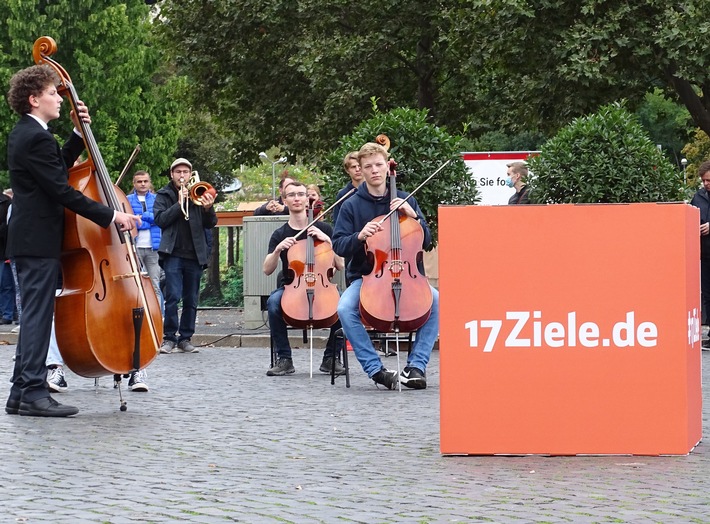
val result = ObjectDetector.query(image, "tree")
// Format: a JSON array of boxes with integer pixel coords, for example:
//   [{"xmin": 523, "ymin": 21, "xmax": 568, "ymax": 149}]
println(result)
[
  {"xmin": 321, "ymin": 107, "xmax": 478, "ymax": 246},
  {"xmin": 0, "ymin": 0, "xmax": 185, "ymax": 186},
  {"xmin": 466, "ymin": 0, "xmax": 710, "ymax": 137},
  {"xmin": 528, "ymin": 102, "xmax": 685, "ymax": 204},
  {"xmin": 153, "ymin": 0, "xmax": 495, "ymax": 161}
]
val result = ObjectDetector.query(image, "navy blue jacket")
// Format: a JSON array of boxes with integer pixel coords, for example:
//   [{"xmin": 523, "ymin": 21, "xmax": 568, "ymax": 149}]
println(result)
[
  {"xmin": 332, "ymin": 181, "xmax": 357, "ymax": 227},
  {"xmin": 332, "ymin": 183, "xmax": 431, "ymax": 282}
]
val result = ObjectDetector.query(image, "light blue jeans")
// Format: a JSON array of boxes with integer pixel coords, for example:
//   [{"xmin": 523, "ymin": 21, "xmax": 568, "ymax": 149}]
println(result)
[{"xmin": 336, "ymin": 278, "xmax": 439, "ymax": 377}]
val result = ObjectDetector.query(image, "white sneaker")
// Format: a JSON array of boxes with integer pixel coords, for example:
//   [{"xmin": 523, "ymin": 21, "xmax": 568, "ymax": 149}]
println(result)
[
  {"xmin": 128, "ymin": 369, "xmax": 149, "ymax": 392},
  {"xmin": 47, "ymin": 367, "xmax": 68, "ymax": 392}
]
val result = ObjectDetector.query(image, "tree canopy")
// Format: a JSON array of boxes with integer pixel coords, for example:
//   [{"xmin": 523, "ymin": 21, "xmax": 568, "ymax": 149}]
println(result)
[
  {"xmin": 0, "ymin": 0, "xmax": 185, "ymax": 189},
  {"xmin": 156, "ymin": 0, "xmax": 710, "ymax": 164}
]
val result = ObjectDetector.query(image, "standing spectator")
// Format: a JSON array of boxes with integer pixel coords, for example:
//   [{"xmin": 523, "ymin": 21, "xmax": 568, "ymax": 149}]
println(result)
[
  {"xmin": 690, "ymin": 160, "xmax": 710, "ymax": 350},
  {"xmin": 506, "ymin": 162, "xmax": 532, "ymax": 204},
  {"xmin": 154, "ymin": 158, "xmax": 217, "ymax": 354},
  {"xmin": 127, "ymin": 170, "xmax": 162, "ymax": 311},
  {"xmin": 0, "ymin": 188, "xmax": 15, "ymax": 325}
]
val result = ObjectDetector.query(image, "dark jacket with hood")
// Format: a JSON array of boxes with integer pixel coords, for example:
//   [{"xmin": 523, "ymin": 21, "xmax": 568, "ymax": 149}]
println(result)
[{"xmin": 332, "ymin": 182, "xmax": 431, "ymax": 283}]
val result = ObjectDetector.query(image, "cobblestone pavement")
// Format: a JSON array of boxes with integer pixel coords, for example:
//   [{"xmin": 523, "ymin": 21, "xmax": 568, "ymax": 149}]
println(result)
[{"xmin": 0, "ymin": 310, "xmax": 709, "ymax": 523}]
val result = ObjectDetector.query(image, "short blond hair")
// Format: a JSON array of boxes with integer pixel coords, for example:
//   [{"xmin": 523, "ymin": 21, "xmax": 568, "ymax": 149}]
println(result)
[
  {"xmin": 342, "ymin": 151, "xmax": 359, "ymax": 170},
  {"xmin": 357, "ymin": 142, "xmax": 389, "ymax": 163}
]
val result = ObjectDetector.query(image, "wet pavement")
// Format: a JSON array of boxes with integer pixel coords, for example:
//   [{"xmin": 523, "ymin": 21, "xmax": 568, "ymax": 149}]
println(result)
[{"xmin": 0, "ymin": 308, "xmax": 709, "ymax": 523}]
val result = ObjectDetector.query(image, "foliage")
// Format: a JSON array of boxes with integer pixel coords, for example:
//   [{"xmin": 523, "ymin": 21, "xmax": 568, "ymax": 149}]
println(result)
[
  {"xmin": 462, "ymin": 130, "xmax": 547, "ymax": 152},
  {"xmin": 214, "ymin": 152, "xmax": 323, "ymax": 212},
  {"xmin": 151, "ymin": 0, "xmax": 525, "ymax": 161},
  {"xmin": 635, "ymin": 88, "xmax": 692, "ymax": 167},
  {"xmin": 320, "ymin": 106, "xmax": 478, "ymax": 246},
  {"xmin": 154, "ymin": 0, "xmax": 710, "ymax": 164},
  {"xmin": 528, "ymin": 102, "xmax": 685, "ymax": 204},
  {"xmin": 0, "ymin": 0, "xmax": 185, "ymax": 185},
  {"xmin": 201, "ymin": 265, "xmax": 243, "ymax": 307},
  {"xmin": 461, "ymin": 0, "xmax": 710, "ymax": 138},
  {"xmin": 682, "ymin": 129, "xmax": 710, "ymax": 187}
]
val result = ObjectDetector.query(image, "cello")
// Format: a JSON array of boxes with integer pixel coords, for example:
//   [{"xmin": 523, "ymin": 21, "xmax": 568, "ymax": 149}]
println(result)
[
  {"xmin": 32, "ymin": 37, "xmax": 162, "ymax": 392},
  {"xmin": 280, "ymin": 208, "xmax": 340, "ymax": 329},
  {"xmin": 359, "ymin": 138, "xmax": 433, "ymax": 334}
]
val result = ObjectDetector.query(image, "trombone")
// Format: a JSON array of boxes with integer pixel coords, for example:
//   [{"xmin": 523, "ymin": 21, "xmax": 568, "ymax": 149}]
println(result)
[{"xmin": 179, "ymin": 171, "xmax": 217, "ymax": 221}]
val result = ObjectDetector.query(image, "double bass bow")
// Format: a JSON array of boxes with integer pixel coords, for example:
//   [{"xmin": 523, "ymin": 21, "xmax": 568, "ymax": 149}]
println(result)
[{"xmin": 32, "ymin": 37, "xmax": 162, "ymax": 394}]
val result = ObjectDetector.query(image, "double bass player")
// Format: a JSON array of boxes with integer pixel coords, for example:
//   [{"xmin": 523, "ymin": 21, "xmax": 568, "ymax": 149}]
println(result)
[
  {"xmin": 5, "ymin": 65, "xmax": 141, "ymax": 417},
  {"xmin": 332, "ymin": 142, "xmax": 439, "ymax": 390}
]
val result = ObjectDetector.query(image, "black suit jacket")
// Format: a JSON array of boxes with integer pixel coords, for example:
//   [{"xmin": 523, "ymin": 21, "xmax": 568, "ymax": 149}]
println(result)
[{"xmin": 6, "ymin": 115, "xmax": 113, "ymax": 259}]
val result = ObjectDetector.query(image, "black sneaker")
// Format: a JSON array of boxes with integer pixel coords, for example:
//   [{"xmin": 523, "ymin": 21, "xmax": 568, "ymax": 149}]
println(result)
[
  {"xmin": 372, "ymin": 368, "xmax": 398, "ymax": 390},
  {"xmin": 128, "ymin": 370, "xmax": 149, "ymax": 392},
  {"xmin": 47, "ymin": 367, "xmax": 68, "ymax": 393},
  {"xmin": 400, "ymin": 366, "xmax": 427, "ymax": 389},
  {"xmin": 266, "ymin": 357, "xmax": 295, "ymax": 376},
  {"xmin": 702, "ymin": 338, "xmax": 710, "ymax": 350},
  {"xmin": 319, "ymin": 357, "xmax": 345, "ymax": 375}
]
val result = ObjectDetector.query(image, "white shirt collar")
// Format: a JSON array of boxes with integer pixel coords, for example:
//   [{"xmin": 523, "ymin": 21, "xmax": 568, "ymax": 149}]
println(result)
[{"xmin": 26, "ymin": 113, "xmax": 49, "ymax": 130}]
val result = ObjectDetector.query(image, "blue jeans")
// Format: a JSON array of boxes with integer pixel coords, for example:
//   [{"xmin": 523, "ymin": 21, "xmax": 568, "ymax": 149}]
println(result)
[
  {"xmin": 162, "ymin": 255, "xmax": 203, "ymax": 343},
  {"xmin": 267, "ymin": 287, "xmax": 342, "ymax": 360},
  {"xmin": 0, "ymin": 261, "xmax": 17, "ymax": 321},
  {"xmin": 336, "ymin": 278, "xmax": 440, "ymax": 377}
]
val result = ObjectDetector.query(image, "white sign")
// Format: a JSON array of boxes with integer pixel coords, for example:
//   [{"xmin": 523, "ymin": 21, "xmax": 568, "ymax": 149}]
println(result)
[{"xmin": 462, "ymin": 151, "xmax": 539, "ymax": 205}]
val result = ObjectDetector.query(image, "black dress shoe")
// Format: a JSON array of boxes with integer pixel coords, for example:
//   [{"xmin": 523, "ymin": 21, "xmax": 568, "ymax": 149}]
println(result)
[
  {"xmin": 18, "ymin": 397, "xmax": 79, "ymax": 417},
  {"xmin": 0, "ymin": 318, "xmax": 12, "ymax": 325},
  {"xmin": 5, "ymin": 398, "xmax": 20, "ymax": 415}
]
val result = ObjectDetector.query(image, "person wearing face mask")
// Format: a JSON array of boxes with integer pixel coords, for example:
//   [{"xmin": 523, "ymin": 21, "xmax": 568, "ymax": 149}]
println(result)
[{"xmin": 506, "ymin": 162, "xmax": 531, "ymax": 204}]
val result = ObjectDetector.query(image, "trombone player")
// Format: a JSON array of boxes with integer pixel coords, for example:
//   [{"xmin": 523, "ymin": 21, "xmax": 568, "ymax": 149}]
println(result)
[{"xmin": 154, "ymin": 158, "xmax": 218, "ymax": 354}]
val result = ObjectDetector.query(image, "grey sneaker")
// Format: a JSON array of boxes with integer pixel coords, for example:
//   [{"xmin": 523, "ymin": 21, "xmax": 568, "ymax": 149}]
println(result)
[
  {"xmin": 176, "ymin": 339, "xmax": 199, "ymax": 353},
  {"xmin": 159, "ymin": 340, "xmax": 175, "ymax": 354},
  {"xmin": 128, "ymin": 370, "xmax": 149, "ymax": 392},
  {"xmin": 372, "ymin": 368, "xmax": 398, "ymax": 390},
  {"xmin": 47, "ymin": 367, "xmax": 68, "ymax": 392},
  {"xmin": 319, "ymin": 357, "xmax": 345, "ymax": 375},
  {"xmin": 266, "ymin": 357, "xmax": 295, "ymax": 376}
]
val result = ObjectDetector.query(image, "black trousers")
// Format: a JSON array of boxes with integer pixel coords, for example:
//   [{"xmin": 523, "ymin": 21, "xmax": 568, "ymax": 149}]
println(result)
[
  {"xmin": 702, "ymin": 257, "xmax": 710, "ymax": 325},
  {"xmin": 9, "ymin": 256, "xmax": 60, "ymax": 404}
]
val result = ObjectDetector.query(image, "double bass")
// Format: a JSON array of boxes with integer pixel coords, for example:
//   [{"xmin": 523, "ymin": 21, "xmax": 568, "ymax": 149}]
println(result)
[
  {"xmin": 359, "ymin": 138, "xmax": 433, "ymax": 333},
  {"xmin": 32, "ymin": 37, "xmax": 162, "ymax": 388}
]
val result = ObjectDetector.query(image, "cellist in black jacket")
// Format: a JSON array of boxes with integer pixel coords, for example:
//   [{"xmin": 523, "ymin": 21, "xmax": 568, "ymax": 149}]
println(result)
[{"xmin": 4, "ymin": 65, "xmax": 139, "ymax": 418}]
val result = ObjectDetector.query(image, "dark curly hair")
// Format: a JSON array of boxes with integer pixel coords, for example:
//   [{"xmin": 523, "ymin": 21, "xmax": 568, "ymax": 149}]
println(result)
[{"xmin": 6, "ymin": 65, "xmax": 59, "ymax": 115}]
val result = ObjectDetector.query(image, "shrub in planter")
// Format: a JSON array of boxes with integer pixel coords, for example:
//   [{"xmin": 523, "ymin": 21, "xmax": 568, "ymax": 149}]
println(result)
[
  {"xmin": 321, "ymin": 107, "xmax": 479, "ymax": 247},
  {"xmin": 528, "ymin": 102, "xmax": 685, "ymax": 204}
]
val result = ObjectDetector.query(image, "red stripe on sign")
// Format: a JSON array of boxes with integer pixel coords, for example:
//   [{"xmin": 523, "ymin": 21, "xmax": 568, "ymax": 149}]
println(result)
[{"xmin": 461, "ymin": 151, "xmax": 539, "ymax": 161}]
